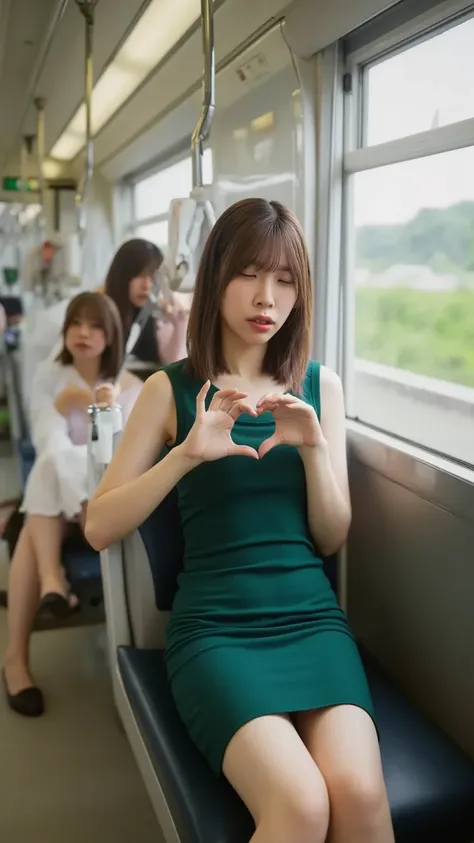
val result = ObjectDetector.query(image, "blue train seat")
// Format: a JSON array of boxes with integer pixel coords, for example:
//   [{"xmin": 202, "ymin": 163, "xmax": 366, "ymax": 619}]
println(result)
[{"xmin": 100, "ymin": 486, "xmax": 474, "ymax": 843}]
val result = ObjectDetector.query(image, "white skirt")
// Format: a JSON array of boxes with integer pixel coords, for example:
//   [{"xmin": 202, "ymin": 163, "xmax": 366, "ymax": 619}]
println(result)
[{"xmin": 20, "ymin": 445, "xmax": 89, "ymax": 520}]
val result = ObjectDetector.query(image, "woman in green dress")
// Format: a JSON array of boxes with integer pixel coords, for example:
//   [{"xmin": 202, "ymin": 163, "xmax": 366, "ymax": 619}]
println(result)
[{"xmin": 87, "ymin": 198, "xmax": 394, "ymax": 843}]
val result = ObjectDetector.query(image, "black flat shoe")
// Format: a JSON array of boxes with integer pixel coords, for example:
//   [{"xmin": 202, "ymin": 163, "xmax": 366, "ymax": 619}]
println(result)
[
  {"xmin": 3, "ymin": 671, "xmax": 44, "ymax": 717},
  {"xmin": 38, "ymin": 592, "xmax": 72, "ymax": 620}
]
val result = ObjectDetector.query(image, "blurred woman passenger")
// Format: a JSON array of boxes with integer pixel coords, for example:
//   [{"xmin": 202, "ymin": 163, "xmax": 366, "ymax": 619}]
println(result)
[
  {"xmin": 103, "ymin": 237, "xmax": 191, "ymax": 368},
  {"xmin": 3, "ymin": 292, "xmax": 141, "ymax": 717}
]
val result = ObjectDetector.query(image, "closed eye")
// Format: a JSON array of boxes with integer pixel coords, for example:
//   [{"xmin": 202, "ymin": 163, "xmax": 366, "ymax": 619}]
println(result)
[{"xmin": 279, "ymin": 278, "xmax": 294, "ymax": 284}]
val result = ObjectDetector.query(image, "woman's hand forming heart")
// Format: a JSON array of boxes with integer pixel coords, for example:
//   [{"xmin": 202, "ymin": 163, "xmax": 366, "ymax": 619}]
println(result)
[
  {"xmin": 182, "ymin": 381, "xmax": 259, "ymax": 462},
  {"xmin": 256, "ymin": 393, "xmax": 325, "ymax": 459}
]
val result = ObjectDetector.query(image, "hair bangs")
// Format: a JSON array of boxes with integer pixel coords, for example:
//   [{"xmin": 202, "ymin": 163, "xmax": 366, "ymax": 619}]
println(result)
[
  {"xmin": 141, "ymin": 256, "xmax": 161, "ymax": 278},
  {"xmin": 104, "ymin": 239, "xmax": 163, "ymax": 333},
  {"xmin": 249, "ymin": 224, "xmax": 283, "ymax": 274},
  {"xmin": 68, "ymin": 296, "xmax": 103, "ymax": 327},
  {"xmin": 64, "ymin": 292, "xmax": 111, "ymax": 339},
  {"xmin": 222, "ymin": 212, "xmax": 306, "ymax": 304}
]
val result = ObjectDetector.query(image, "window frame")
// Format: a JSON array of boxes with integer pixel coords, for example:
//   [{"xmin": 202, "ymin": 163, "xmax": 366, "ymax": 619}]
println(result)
[
  {"xmin": 345, "ymin": 6, "xmax": 474, "ymax": 161},
  {"xmin": 345, "ymin": 0, "xmax": 474, "ymax": 70},
  {"xmin": 340, "ymin": 3, "xmax": 474, "ymax": 467}
]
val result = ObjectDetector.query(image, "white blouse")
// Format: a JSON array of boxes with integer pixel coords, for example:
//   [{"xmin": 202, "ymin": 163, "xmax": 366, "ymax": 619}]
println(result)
[{"xmin": 22, "ymin": 360, "xmax": 142, "ymax": 519}]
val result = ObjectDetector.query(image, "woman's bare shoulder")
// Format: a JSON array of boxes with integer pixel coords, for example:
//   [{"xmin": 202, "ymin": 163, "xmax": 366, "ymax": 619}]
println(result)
[{"xmin": 125, "ymin": 369, "xmax": 177, "ymax": 443}]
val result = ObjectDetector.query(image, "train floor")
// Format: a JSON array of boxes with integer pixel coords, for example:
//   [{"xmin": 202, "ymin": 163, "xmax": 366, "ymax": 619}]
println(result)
[{"xmin": 0, "ymin": 443, "xmax": 163, "ymax": 843}]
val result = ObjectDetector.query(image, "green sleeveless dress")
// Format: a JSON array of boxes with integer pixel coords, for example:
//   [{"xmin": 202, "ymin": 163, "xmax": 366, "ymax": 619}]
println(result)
[{"xmin": 163, "ymin": 359, "xmax": 375, "ymax": 775}]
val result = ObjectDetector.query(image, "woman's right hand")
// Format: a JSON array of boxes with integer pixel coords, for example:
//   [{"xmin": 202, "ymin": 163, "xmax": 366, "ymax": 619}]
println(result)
[
  {"xmin": 182, "ymin": 381, "xmax": 259, "ymax": 463},
  {"xmin": 54, "ymin": 386, "xmax": 94, "ymax": 417},
  {"xmin": 95, "ymin": 382, "xmax": 121, "ymax": 408}
]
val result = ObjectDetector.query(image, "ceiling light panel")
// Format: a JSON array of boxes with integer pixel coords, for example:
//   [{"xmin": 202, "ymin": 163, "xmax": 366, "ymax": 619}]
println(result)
[{"xmin": 51, "ymin": 0, "xmax": 201, "ymax": 161}]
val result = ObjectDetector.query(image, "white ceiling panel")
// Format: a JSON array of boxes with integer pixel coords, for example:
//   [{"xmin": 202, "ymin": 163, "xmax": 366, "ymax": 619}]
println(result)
[
  {"xmin": 33, "ymin": 0, "xmax": 149, "ymax": 153},
  {"xmin": 0, "ymin": 0, "xmax": 12, "ymax": 81},
  {"xmin": 0, "ymin": 0, "xmax": 57, "ymax": 158},
  {"xmin": 0, "ymin": 0, "xmax": 149, "ymax": 169},
  {"xmin": 93, "ymin": 0, "xmax": 289, "ymax": 171},
  {"xmin": 0, "ymin": 0, "xmax": 408, "ymax": 188},
  {"xmin": 101, "ymin": 18, "xmax": 292, "ymax": 180}
]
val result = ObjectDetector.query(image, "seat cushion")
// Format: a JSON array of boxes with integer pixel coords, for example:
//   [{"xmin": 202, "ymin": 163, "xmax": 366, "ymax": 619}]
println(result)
[
  {"xmin": 118, "ymin": 646, "xmax": 474, "ymax": 843},
  {"xmin": 365, "ymin": 650, "xmax": 474, "ymax": 843},
  {"xmin": 118, "ymin": 647, "xmax": 253, "ymax": 843},
  {"xmin": 62, "ymin": 539, "xmax": 101, "ymax": 583}
]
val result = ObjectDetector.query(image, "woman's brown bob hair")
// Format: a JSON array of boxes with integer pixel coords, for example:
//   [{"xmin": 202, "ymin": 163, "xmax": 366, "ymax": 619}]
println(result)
[
  {"xmin": 186, "ymin": 198, "xmax": 313, "ymax": 392},
  {"xmin": 104, "ymin": 238, "xmax": 163, "ymax": 332},
  {"xmin": 56, "ymin": 292, "xmax": 124, "ymax": 381}
]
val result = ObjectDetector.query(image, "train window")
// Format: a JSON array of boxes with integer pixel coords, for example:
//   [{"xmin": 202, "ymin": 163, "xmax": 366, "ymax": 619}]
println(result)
[
  {"xmin": 135, "ymin": 220, "xmax": 169, "ymax": 251},
  {"xmin": 354, "ymin": 146, "xmax": 474, "ymax": 388},
  {"xmin": 345, "ymin": 13, "xmax": 474, "ymax": 466},
  {"xmin": 134, "ymin": 150, "xmax": 213, "ymax": 219},
  {"xmin": 132, "ymin": 149, "xmax": 213, "ymax": 252},
  {"xmin": 365, "ymin": 16, "xmax": 474, "ymax": 147},
  {"xmin": 135, "ymin": 158, "xmax": 192, "ymax": 219}
]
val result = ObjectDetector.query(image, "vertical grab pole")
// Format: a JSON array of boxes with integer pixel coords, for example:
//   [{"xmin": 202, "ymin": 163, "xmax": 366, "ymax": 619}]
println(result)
[
  {"xmin": 191, "ymin": 0, "xmax": 215, "ymax": 190},
  {"xmin": 75, "ymin": 0, "xmax": 97, "ymax": 242},
  {"xmin": 21, "ymin": 135, "xmax": 35, "ymax": 209},
  {"xmin": 34, "ymin": 97, "xmax": 47, "ymax": 237}
]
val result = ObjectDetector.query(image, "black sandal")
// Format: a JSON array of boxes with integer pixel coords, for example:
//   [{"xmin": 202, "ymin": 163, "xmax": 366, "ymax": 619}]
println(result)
[
  {"xmin": 3, "ymin": 671, "xmax": 44, "ymax": 717},
  {"xmin": 37, "ymin": 592, "xmax": 72, "ymax": 620}
]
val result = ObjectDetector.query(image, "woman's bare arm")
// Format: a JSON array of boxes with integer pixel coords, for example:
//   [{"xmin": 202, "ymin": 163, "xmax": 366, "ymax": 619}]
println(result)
[
  {"xmin": 300, "ymin": 367, "xmax": 351, "ymax": 557},
  {"xmin": 85, "ymin": 371, "xmax": 198, "ymax": 550},
  {"xmin": 54, "ymin": 386, "xmax": 93, "ymax": 417}
]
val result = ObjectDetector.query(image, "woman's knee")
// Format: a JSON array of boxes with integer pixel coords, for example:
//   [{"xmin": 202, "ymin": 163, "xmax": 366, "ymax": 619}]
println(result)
[
  {"xmin": 327, "ymin": 767, "xmax": 390, "ymax": 831},
  {"xmin": 296, "ymin": 705, "xmax": 392, "ymax": 834},
  {"xmin": 11, "ymin": 524, "xmax": 34, "ymax": 560},
  {"xmin": 270, "ymin": 780, "xmax": 329, "ymax": 843},
  {"xmin": 222, "ymin": 714, "xmax": 330, "ymax": 843}
]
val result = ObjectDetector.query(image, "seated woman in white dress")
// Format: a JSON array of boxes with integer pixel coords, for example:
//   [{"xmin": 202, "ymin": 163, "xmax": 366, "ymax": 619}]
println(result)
[{"xmin": 3, "ymin": 291, "xmax": 142, "ymax": 717}]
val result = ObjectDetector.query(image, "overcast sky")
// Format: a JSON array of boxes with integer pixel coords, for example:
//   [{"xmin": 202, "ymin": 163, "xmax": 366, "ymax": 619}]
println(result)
[{"xmin": 355, "ymin": 15, "xmax": 474, "ymax": 227}]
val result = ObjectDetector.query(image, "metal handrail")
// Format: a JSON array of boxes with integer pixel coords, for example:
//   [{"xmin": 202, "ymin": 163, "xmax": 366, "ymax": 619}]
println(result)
[
  {"xmin": 20, "ymin": 134, "xmax": 35, "ymax": 211},
  {"xmin": 75, "ymin": 0, "xmax": 98, "ymax": 240},
  {"xmin": 191, "ymin": 0, "xmax": 215, "ymax": 189},
  {"xmin": 34, "ymin": 97, "xmax": 47, "ymax": 234}
]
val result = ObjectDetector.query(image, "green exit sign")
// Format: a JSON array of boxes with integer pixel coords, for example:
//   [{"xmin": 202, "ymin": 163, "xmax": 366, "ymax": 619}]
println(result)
[{"xmin": 2, "ymin": 176, "xmax": 39, "ymax": 192}]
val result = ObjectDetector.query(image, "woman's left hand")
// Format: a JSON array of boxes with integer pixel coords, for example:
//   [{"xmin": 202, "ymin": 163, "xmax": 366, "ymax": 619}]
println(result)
[
  {"xmin": 95, "ymin": 383, "xmax": 121, "ymax": 408},
  {"xmin": 159, "ymin": 292, "xmax": 191, "ymax": 324},
  {"xmin": 257, "ymin": 393, "xmax": 325, "ymax": 459}
]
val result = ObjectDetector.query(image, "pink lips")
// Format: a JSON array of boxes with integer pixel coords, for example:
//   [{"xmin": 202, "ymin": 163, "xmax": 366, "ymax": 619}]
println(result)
[{"xmin": 247, "ymin": 316, "xmax": 274, "ymax": 333}]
